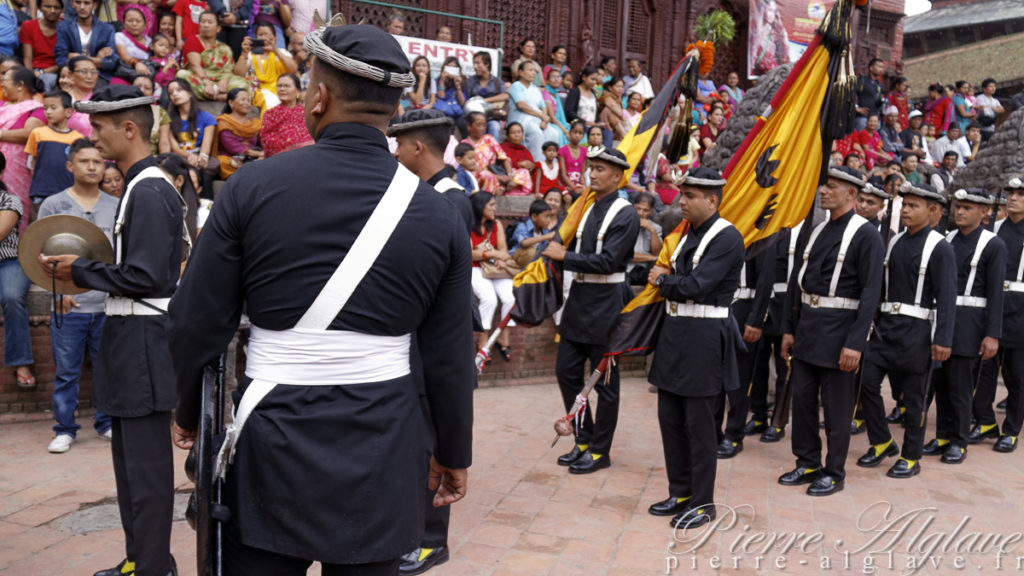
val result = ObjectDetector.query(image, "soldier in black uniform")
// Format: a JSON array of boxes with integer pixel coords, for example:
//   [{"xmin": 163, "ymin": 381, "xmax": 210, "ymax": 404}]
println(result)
[
  {"xmin": 40, "ymin": 86, "xmax": 182, "ymax": 576},
  {"xmin": 780, "ymin": 166, "xmax": 884, "ymax": 497},
  {"xmin": 714, "ymin": 243, "xmax": 771, "ymax": 458},
  {"xmin": 854, "ymin": 182, "xmax": 956, "ymax": 478},
  {"xmin": 850, "ymin": 179, "xmax": 892, "ymax": 434},
  {"xmin": 754, "ymin": 224, "xmax": 802, "ymax": 443},
  {"xmin": 542, "ymin": 146, "xmax": 639, "ymax": 474},
  {"xmin": 389, "ymin": 109, "xmax": 475, "ymax": 575},
  {"xmin": 645, "ymin": 167, "xmax": 744, "ymax": 528},
  {"xmin": 924, "ymin": 188, "xmax": 1005, "ymax": 464},
  {"xmin": 986, "ymin": 177, "xmax": 1024, "ymax": 453},
  {"xmin": 169, "ymin": 25, "xmax": 475, "ymax": 574}
]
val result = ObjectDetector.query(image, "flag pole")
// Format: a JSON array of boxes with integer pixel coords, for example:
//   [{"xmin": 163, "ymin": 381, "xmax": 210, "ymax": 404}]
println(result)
[
  {"xmin": 551, "ymin": 357, "xmax": 609, "ymax": 447},
  {"xmin": 475, "ymin": 309, "xmax": 514, "ymax": 373}
]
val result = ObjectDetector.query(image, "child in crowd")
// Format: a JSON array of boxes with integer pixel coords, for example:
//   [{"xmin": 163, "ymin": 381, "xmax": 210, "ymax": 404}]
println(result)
[
  {"xmin": 25, "ymin": 90, "xmax": 83, "ymax": 222},
  {"xmin": 149, "ymin": 33, "xmax": 178, "ymax": 86},
  {"xmin": 535, "ymin": 141, "xmax": 566, "ymax": 197},
  {"xmin": 454, "ymin": 142, "xmax": 479, "ymax": 193},
  {"xmin": 558, "ymin": 120, "xmax": 586, "ymax": 195},
  {"xmin": 509, "ymin": 199, "xmax": 556, "ymax": 268},
  {"xmin": 174, "ymin": 0, "xmax": 208, "ymax": 48}
]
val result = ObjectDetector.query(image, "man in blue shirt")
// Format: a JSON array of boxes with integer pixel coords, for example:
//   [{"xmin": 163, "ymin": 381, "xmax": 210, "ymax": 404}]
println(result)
[
  {"xmin": 510, "ymin": 199, "xmax": 555, "ymax": 267},
  {"xmin": 55, "ymin": 0, "xmax": 118, "ymax": 83}
]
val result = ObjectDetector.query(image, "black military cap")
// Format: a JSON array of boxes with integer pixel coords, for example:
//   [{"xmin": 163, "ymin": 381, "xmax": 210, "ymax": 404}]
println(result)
[
  {"xmin": 899, "ymin": 182, "xmax": 946, "ymax": 205},
  {"xmin": 304, "ymin": 24, "xmax": 415, "ymax": 88},
  {"xmin": 952, "ymin": 187, "xmax": 995, "ymax": 205},
  {"xmin": 386, "ymin": 108, "xmax": 453, "ymax": 136},
  {"xmin": 74, "ymin": 85, "xmax": 154, "ymax": 114},
  {"xmin": 861, "ymin": 178, "xmax": 888, "ymax": 200},
  {"xmin": 586, "ymin": 146, "xmax": 631, "ymax": 170},
  {"xmin": 827, "ymin": 166, "xmax": 866, "ymax": 189},
  {"xmin": 680, "ymin": 166, "xmax": 727, "ymax": 188},
  {"xmin": 1006, "ymin": 177, "xmax": 1023, "ymax": 191}
]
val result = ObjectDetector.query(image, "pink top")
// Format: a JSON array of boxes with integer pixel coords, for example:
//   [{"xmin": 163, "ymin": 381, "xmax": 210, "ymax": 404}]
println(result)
[{"xmin": 558, "ymin": 144, "xmax": 585, "ymax": 186}]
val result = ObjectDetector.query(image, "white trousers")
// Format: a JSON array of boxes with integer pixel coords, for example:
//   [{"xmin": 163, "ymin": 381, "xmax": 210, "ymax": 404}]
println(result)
[{"xmin": 472, "ymin": 267, "xmax": 516, "ymax": 330}]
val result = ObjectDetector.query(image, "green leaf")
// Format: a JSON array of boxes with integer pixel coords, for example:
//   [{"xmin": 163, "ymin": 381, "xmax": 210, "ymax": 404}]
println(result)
[{"xmin": 694, "ymin": 10, "xmax": 737, "ymax": 47}]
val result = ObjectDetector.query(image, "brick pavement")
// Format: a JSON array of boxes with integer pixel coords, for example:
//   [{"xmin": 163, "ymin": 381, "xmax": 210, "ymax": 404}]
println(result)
[{"xmin": 2, "ymin": 379, "xmax": 1024, "ymax": 576}]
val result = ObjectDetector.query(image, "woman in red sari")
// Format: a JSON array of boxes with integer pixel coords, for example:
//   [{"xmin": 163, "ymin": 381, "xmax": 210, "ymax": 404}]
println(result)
[
  {"xmin": 887, "ymin": 76, "xmax": 910, "ymax": 131},
  {"xmin": 260, "ymin": 74, "xmax": 313, "ymax": 158},
  {"xmin": 499, "ymin": 122, "xmax": 536, "ymax": 195},
  {"xmin": 924, "ymin": 82, "xmax": 953, "ymax": 136},
  {"xmin": 852, "ymin": 114, "xmax": 892, "ymax": 171}
]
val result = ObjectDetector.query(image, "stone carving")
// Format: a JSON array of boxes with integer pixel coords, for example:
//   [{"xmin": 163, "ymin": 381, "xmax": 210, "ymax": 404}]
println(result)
[{"xmin": 949, "ymin": 108, "xmax": 1024, "ymax": 193}]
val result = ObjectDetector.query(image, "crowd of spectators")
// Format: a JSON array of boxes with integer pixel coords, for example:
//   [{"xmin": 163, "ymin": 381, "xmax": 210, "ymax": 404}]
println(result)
[{"xmin": 839, "ymin": 57, "xmax": 1010, "ymax": 196}]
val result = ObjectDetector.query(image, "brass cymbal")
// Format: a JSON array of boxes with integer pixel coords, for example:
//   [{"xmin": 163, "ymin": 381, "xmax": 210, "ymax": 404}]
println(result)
[{"xmin": 17, "ymin": 215, "xmax": 114, "ymax": 295}]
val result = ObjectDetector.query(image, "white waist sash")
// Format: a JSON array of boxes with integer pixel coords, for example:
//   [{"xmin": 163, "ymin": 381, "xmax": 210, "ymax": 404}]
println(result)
[
  {"xmin": 574, "ymin": 272, "xmax": 626, "ymax": 284},
  {"xmin": 246, "ymin": 326, "xmax": 411, "ymax": 384},
  {"xmin": 956, "ymin": 296, "xmax": 988, "ymax": 308}
]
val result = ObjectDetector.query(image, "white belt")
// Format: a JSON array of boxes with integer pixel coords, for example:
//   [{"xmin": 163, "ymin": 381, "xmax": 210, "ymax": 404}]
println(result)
[
  {"xmin": 574, "ymin": 272, "xmax": 626, "ymax": 284},
  {"xmin": 956, "ymin": 295, "xmax": 988, "ymax": 308},
  {"xmin": 734, "ymin": 287, "xmax": 755, "ymax": 300},
  {"xmin": 800, "ymin": 293, "xmax": 860, "ymax": 310},
  {"xmin": 215, "ymin": 326, "xmax": 412, "ymax": 481},
  {"xmin": 1005, "ymin": 281, "xmax": 1024, "ymax": 293},
  {"xmin": 665, "ymin": 300, "xmax": 730, "ymax": 318},
  {"xmin": 104, "ymin": 296, "xmax": 170, "ymax": 316},
  {"xmin": 772, "ymin": 282, "xmax": 788, "ymax": 294},
  {"xmin": 880, "ymin": 301, "xmax": 934, "ymax": 321}
]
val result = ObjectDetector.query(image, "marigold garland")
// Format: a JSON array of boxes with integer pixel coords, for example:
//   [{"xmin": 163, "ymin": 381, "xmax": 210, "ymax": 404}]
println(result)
[{"xmin": 686, "ymin": 41, "xmax": 715, "ymax": 76}]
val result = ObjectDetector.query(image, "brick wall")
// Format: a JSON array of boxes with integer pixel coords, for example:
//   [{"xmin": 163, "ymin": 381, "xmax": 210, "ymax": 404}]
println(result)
[{"xmin": 0, "ymin": 319, "xmax": 93, "ymax": 415}]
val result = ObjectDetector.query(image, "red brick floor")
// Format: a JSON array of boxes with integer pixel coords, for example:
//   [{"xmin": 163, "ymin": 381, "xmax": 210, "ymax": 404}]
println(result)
[{"xmin": 2, "ymin": 379, "xmax": 1024, "ymax": 575}]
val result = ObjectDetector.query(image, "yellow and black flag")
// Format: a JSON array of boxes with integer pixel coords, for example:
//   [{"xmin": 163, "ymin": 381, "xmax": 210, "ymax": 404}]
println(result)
[
  {"xmin": 510, "ymin": 192, "xmax": 595, "ymax": 326},
  {"xmin": 605, "ymin": 0, "xmax": 857, "ymax": 357},
  {"xmin": 719, "ymin": 0, "xmax": 857, "ymax": 249}
]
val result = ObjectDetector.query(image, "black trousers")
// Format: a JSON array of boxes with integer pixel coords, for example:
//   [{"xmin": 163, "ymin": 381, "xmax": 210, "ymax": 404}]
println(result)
[
  {"xmin": 415, "ymin": 396, "xmax": 450, "ymax": 550},
  {"xmin": 750, "ymin": 334, "xmax": 789, "ymax": 424},
  {"xmin": 1001, "ymin": 348, "xmax": 1024, "ymax": 436},
  {"xmin": 556, "ymin": 338, "xmax": 620, "ymax": 455},
  {"xmin": 714, "ymin": 339, "xmax": 761, "ymax": 442},
  {"xmin": 859, "ymin": 359, "xmax": 929, "ymax": 460},
  {"xmin": 972, "ymin": 356, "xmax": 1000, "ymax": 427},
  {"xmin": 658, "ymin": 389, "xmax": 717, "ymax": 506},
  {"xmin": 790, "ymin": 359, "xmax": 856, "ymax": 480},
  {"xmin": 223, "ymin": 530, "xmax": 401, "ymax": 576},
  {"xmin": 110, "ymin": 412, "xmax": 174, "ymax": 576},
  {"xmin": 933, "ymin": 355, "xmax": 977, "ymax": 446}
]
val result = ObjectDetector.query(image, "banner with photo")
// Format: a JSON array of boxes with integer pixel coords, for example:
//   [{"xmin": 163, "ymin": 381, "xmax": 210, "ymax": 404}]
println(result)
[
  {"xmin": 393, "ymin": 35, "xmax": 502, "ymax": 79},
  {"xmin": 747, "ymin": 0, "xmax": 835, "ymax": 78}
]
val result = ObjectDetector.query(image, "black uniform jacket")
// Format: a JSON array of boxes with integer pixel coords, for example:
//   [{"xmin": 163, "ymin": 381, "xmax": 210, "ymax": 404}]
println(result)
[
  {"xmin": 869, "ymin": 226, "xmax": 956, "ymax": 374},
  {"xmin": 560, "ymin": 192, "xmax": 639, "ymax": 345},
  {"xmin": 997, "ymin": 218, "xmax": 1024, "ymax": 349},
  {"xmin": 784, "ymin": 209, "xmax": 884, "ymax": 369},
  {"xmin": 948, "ymin": 225, "xmax": 1006, "ymax": 357},
  {"xmin": 168, "ymin": 123, "xmax": 475, "ymax": 564},
  {"xmin": 71, "ymin": 156, "xmax": 182, "ymax": 417},
  {"xmin": 732, "ymin": 247, "xmax": 773, "ymax": 335},
  {"xmin": 650, "ymin": 213, "xmax": 744, "ymax": 397},
  {"xmin": 427, "ymin": 167, "xmax": 473, "ymax": 234},
  {"xmin": 765, "ymin": 228, "xmax": 794, "ymax": 337}
]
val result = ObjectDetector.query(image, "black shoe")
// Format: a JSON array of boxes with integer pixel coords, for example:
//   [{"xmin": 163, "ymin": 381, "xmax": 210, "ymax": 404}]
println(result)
[
  {"xmin": 716, "ymin": 438, "xmax": 743, "ymax": 459},
  {"xmin": 557, "ymin": 444, "xmax": 587, "ymax": 466},
  {"xmin": 968, "ymin": 424, "xmax": 1000, "ymax": 444},
  {"xmin": 399, "ymin": 546, "xmax": 450, "ymax": 576},
  {"xmin": 497, "ymin": 345, "xmax": 512, "ymax": 362},
  {"xmin": 850, "ymin": 419, "xmax": 865, "ymax": 435},
  {"xmin": 998, "ymin": 397, "xmax": 1008, "ymax": 411},
  {"xmin": 886, "ymin": 458, "xmax": 921, "ymax": 479},
  {"xmin": 922, "ymin": 439, "xmax": 950, "ymax": 456},
  {"xmin": 669, "ymin": 504, "xmax": 716, "ymax": 529},
  {"xmin": 94, "ymin": 559, "xmax": 134, "ymax": 576},
  {"xmin": 760, "ymin": 427, "xmax": 785, "ymax": 443},
  {"xmin": 886, "ymin": 406, "xmax": 906, "ymax": 425},
  {"xmin": 743, "ymin": 419, "xmax": 768, "ymax": 436},
  {"xmin": 648, "ymin": 495, "xmax": 691, "ymax": 516},
  {"xmin": 940, "ymin": 444, "xmax": 967, "ymax": 464},
  {"xmin": 778, "ymin": 467, "xmax": 821, "ymax": 486},
  {"xmin": 856, "ymin": 441, "xmax": 899, "ymax": 468},
  {"xmin": 994, "ymin": 435, "xmax": 1018, "ymax": 453},
  {"xmin": 806, "ymin": 474, "xmax": 844, "ymax": 496},
  {"xmin": 568, "ymin": 452, "xmax": 610, "ymax": 474}
]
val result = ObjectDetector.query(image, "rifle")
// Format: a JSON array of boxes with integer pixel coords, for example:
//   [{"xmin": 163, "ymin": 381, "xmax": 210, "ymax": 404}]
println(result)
[{"xmin": 185, "ymin": 355, "xmax": 231, "ymax": 576}]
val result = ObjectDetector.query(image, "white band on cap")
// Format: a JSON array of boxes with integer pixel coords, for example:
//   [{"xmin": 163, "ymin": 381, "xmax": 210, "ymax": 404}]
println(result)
[
  {"xmin": 304, "ymin": 29, "xmax": 415, "ymax": 88},
  {"xmin": 953, "ymin": 189, "xmax": 994, "ymax": 205}
]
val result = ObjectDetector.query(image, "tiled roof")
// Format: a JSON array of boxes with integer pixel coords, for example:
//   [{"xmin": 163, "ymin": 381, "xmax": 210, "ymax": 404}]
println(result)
[
  {"xmin": 903, "ymin": 30, "xmax": 1024, "ymax": 88},
  {"xmin": 905, "ymin": 0, "xmax": 1024, "ymax": 34}
]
